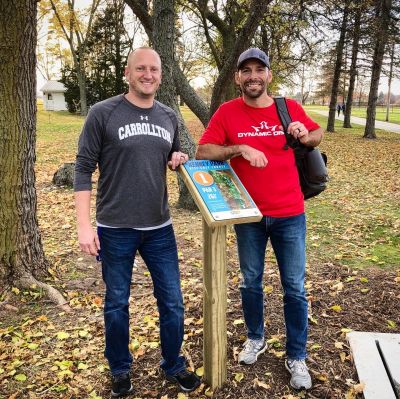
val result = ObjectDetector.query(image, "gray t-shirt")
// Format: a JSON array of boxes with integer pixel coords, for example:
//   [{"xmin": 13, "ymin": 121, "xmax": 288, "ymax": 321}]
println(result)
[{"xmin": 74, "ymin": 94, "xmax": 180, "ymax": 228}]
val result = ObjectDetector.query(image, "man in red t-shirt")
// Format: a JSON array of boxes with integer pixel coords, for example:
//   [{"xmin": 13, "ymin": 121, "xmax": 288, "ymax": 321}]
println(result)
[{"xmin": 196, "ymin": 48, "xmax": 323, "ymax": 391}]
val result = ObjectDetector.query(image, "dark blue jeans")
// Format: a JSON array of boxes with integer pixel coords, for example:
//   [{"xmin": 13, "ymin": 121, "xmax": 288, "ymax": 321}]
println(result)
[
  {"xmin": 98, "ymin": 225, "xmax": 185, "ymax": 376},
  {"xmin": 234, "ymin": 214, "xmax": 308, "ymax": 360}
]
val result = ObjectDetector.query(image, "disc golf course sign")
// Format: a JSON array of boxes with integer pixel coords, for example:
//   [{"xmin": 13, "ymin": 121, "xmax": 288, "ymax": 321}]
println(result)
[{"xmin": 179, "ymin": 160, "xmax": 262, "ymax": 388}]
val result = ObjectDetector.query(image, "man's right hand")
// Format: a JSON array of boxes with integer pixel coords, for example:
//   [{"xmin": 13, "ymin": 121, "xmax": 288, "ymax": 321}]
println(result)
[
  {"xmin": 78, "ymin": 225, "xmax": 100, "ymax": 256},
  {"xmin": 196, "ymin": 143, "xmax": 268, "ymax": 167},
  {"xmin": 239, "ymin": 145, "xmax": 268, "ymax": 168}
]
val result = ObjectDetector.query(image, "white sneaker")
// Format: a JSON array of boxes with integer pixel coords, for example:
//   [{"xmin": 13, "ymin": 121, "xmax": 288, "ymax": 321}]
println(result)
[
  {"xmin": 285, "ymin": 359, "xmax": 312, "ymax": 390},
  {"xmin": 238, "ymin": 338, "xmax": 267, "ymax": 365}
]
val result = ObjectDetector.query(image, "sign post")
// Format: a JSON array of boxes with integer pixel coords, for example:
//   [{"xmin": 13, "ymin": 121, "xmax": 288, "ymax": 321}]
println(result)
[{"xmin": 179, "ymin": 160, "xmax": 262, "ymax": 388}]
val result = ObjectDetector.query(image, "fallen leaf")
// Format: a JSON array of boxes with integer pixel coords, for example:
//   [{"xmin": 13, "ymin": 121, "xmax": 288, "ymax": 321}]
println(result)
[
  {"xmin": 234, "ymin": 372, "xmax": 244, "ymax": 382},
  {"xmin": 345, "ymin": 389, "xmax": 356, "ymax": 399},
  {"xmin": 335, "ymin": 341, "xmax": 344, "ymax": 349},
  {"xmin": 56, "ymin": 331, "xmax": 70, "ymax": 340},
  {"xmin": 316, "ymin": 373, "xmax": 328, "ymax": 382},
  {"xmin": 92, "ymin": 297, "xmax": 102, "ymax": 307},
  {"xmin": 269, "ymin": 349, "xmax": 285, "ymax": 358},
  {"xmin": 253, "ymin": 377, "xmax": 270, "ymax": 389},
  {"xmin": 78, "ymin": 362, "xmax": 88, "ymax": 370},
  {"xmin": 263, "ymin": 285, "xmax": 274, "ymax": 294},
  {"xmin": 14, "ymin": 374, "xmax": 27, "ymax": 381},
  {"xmin": 79, "ymin": 330, "xmax": 89, "ymax": 338},
  {"xmin": 331, "ymin": 282, "xmax": 344, "ymax": 291},
  {"xmin": 387, "ymin": 320, "xmax": 397, "ymax": 329},
  {"xmin": 353, "ymin": 382, "xmax": 365, "ymax": 393},
  {"xmin": 330, "ymin": 305, "xmax": 342, "ymax": 312}
]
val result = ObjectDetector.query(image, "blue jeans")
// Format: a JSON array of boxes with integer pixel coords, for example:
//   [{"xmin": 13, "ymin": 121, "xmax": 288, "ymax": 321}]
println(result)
[
  {"xmin": 234, "ymin": 214, "xmax": 308, "ymax": 360},
  {"xmin": 98, "ymin": 225, "xmax": 186, "ymax": 376}
]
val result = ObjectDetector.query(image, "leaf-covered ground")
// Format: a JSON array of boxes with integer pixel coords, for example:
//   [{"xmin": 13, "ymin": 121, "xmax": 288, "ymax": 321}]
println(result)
[{"xmin": 0, "ymin": 111, "xmax": 399, "ymax": 399}]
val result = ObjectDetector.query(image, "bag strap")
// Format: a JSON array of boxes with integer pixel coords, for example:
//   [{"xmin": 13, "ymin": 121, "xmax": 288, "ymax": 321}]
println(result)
[{"xmin": 274, "ymin": 96, "xmax": 299, "ymax": 149}]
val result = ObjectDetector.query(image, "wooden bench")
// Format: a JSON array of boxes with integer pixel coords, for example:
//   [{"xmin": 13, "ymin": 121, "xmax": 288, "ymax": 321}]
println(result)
[{"xmin": 347, "ymin": 331, "xmax": 400, "ymax": 399}]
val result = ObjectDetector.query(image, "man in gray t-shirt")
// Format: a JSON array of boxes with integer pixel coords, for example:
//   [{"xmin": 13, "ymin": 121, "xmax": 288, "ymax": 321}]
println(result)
[{"xmin": 74, "ymin": 47, "xmax": 200, "ymax": 397}]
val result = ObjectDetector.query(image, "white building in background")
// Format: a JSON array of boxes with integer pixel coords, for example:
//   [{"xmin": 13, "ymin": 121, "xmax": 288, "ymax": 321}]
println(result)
[{"xmin": 40, "ymin": 81, "xmax": 67, "ymax": 111}]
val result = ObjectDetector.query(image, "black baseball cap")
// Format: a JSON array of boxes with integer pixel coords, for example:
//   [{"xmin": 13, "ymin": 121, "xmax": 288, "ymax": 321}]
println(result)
[{"xmin": 237, "ymin": 48, "xmax": 270, "ymax": 70}]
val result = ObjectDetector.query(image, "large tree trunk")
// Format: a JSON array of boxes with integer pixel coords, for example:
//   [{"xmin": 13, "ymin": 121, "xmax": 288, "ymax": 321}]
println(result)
[
  {"xmin": 0, "ymin": 0, "xmax": 69, "ymax": 308},
  {"xmin": 327, "ymin": 2, "xmax": 349, "ymax": 132},
  {"xmin": 364, "ymin": 0, "xmax": 392, "ymax": 139},
  {"xmin": 153, "ymin": 0, "xmax": 197, "ymax": 210},
  {"xmin": 343, "ymin": 4, "xmax": 362, "ymax": 128}
]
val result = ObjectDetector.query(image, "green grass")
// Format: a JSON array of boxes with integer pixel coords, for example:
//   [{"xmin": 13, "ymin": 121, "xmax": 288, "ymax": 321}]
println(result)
[
  {"xmin": 35, "ymin": 106, "xmax": 400, "ymax": 271},
  {"xmin": 305, "ymin": 104, "xmax": 400, "ymax": 125},
  {"xmin": 350, "ymin": 106, "xmax": 400, "ymax": 125},
  {"xmin": 180, "ymin": 105, "xmax": 199, "ymax": 122}
]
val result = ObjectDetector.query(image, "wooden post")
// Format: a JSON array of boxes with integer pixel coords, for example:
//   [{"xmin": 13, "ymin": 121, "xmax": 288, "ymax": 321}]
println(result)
[{"xmin": 202, "ymin": 219, "xmax": 227, "ymax": 388}]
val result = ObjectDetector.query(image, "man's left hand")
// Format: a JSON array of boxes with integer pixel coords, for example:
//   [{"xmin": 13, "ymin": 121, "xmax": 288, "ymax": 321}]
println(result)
[{"xmin": 168, "ymin": 151, "xmax": 189, "ymax": 170}]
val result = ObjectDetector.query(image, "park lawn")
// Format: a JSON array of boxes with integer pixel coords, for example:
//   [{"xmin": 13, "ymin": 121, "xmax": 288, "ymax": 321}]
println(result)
[
  {"xmin": 0, "ymin": 107, "xmax": 398, "ymax": 399},
  {"xmin": 304, "ymin": 104, "xmax": 400, "ymax": 125},
  {"xmin": 349, "ymin": 106, "xmax": 400, "ymax": 125}
]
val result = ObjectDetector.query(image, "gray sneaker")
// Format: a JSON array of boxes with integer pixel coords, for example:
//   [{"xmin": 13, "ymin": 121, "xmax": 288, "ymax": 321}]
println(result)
[
  {"xmin": 285, "ymin": 359, "xmax": 312, "ymax": 390},
  {"xmin": 238, "ymin": 338, "xmax": 267, "ymax": 365}
]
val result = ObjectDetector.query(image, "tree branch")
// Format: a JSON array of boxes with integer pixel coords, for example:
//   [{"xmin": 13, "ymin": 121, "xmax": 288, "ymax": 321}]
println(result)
[
  {"xmin": 209, "ymin": 0, "xmax": 272, "ymax": 115},
  {"xmin": 124, "ymin": 0, "xmax": 153, "ymax": 41}
]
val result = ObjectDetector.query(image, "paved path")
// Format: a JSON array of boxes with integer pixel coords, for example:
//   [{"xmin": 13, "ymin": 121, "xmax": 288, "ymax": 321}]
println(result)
[{"xmin": 308, "ymin": 109, "xmax": 400, "ymax": 134}]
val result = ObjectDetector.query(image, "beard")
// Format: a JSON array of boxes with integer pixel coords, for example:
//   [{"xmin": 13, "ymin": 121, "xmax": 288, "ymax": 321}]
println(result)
[{"xmin": 241, "ymin": 80, "xmax": 266, "ymax": 98}]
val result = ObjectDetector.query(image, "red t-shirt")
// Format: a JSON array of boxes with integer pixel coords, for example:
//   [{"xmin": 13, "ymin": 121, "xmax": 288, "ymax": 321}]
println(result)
[{"xmin": 198, "ymin": 97, "xmax": 320, "ymax": 217}]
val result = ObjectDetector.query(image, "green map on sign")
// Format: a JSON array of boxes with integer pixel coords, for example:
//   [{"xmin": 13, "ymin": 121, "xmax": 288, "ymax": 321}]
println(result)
[{"xmin": 209, "ymin": 170, "xmax": 251, "ymax": 209}]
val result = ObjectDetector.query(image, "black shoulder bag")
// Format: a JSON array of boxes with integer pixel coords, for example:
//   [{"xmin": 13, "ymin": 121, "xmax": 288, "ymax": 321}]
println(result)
[{"xmin": 274, "ymin": 96, "xmax": 328, "ymax": 200}]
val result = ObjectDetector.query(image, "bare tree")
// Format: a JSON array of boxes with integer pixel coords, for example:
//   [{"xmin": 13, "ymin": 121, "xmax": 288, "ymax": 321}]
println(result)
[
  {"xmin": 327, "ymin": 1, "xmax": 350, "ymax": 132},
  {"xmin": 364, "ymin": 0, "xmax": 393, "ymax": 138},
  {"xmin": 385, "ymin": 40, "xmax": 396, "ymax": 122},
  {"xmin": 343, "ymin": 3, "xmax": 363, "ymax": 128},
  {"xmin": 44, "ymin": 0, "xmax": 101, "ymax": 115}
]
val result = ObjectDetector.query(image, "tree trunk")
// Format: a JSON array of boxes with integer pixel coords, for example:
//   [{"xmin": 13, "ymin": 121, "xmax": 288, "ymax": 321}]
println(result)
[
  {"xmin": 114, "ymin": 0, "xmax": 126, "ymax": 94},
  {"xmin": 0, "ymin": 0, "xmax": 69, "ymax": 308},
  {"xmin": 153, "ymin": 0, "xmax": 197, "ymax": 210},
  {"xmin": 385, "ymin": 41, "xmax": 395, "ymax": 122},
  {"xmin": 344, "ymin": 4, "xmax": 362, "ymax": 128},
  {"xmin": 327, "ymin": 2, "xmax": 349, "ymax": 132},
  {"xmin": 364, "ymin": 0, "xmax": 392, "ymax": 139},
  {"xmin": 77, "ymin": 64, "xmax": 88, "ymax": 116}
]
